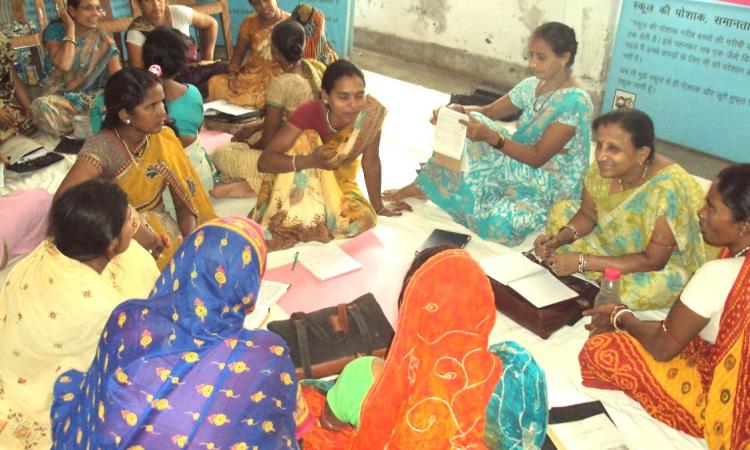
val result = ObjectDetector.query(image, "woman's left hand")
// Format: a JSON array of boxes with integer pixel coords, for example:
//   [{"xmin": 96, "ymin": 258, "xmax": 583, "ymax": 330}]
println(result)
[
  {"xmin": 545, "ymin": 252, "xmax": 579, "ymax": 276},
  {"xmin": 582, "ymin": 303, "xmax": 621, "ymax": 336},
  {"xmin": 377, "ymin": 201, "xmax": 412, "ymax": 217},
  {"xmin": 459, "ymin": 116, "xmax": 496, "ymax": 143}
]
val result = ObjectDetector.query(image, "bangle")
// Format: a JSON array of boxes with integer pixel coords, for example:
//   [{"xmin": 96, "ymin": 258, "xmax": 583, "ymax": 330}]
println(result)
[
  {"xmin": 609, "ymin": 304, "xmax": 628, "ymax": 330},
  {"xmin": 494, "ymin": 131, "xmax": 506, "ymax": 149},
  {"xmin": 291, "ymin": 155, "xmax": 297, "ymax": 172},
  {"xmin": 613, "ymin": 308, "xmax": 635, "ymax": 331},
  {"xmin": 577, "ymin": 252, "xmax": 588, "ymax": 273},
  {"xmin": 660, "ymin": 320, "xmax": 687, "ymax": 346},
  {"xmin": 561, "ymin": 224, "xmax": 579, "ymax": 241},
  {"xmin": 62, "ymin": 37, "xmax": 77, "ymax": 46}
]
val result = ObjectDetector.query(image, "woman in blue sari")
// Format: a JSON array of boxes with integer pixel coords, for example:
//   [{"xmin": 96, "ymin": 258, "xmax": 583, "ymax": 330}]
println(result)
[
  {"xmin": 385, "ymin": 22, "xmax": 593, "ymax": 246},
  {"xmin": 49, "ymin": 217, "xmax": 311, "ymax": 449}
]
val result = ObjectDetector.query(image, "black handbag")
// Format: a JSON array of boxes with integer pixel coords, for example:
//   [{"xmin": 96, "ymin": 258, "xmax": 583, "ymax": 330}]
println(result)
[{"xmin": 267, "ymin": 293, "xmax": 395, "ymax": 379}]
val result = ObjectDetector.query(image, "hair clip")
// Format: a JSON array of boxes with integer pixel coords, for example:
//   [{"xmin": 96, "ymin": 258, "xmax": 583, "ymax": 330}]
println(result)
[{"xmin": 148, "ymin": 64, "xmax": 163, "ymax": 77}]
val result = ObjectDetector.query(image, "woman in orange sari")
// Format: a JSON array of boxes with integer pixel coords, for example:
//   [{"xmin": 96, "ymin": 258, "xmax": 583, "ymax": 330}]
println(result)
[
  {"xmin": 56, "ymin": 69, "xmax": 217, "ymax": 269},
  {"xmin": 579, "ymin": 163, "xmax": 750, "ymax": 450}
]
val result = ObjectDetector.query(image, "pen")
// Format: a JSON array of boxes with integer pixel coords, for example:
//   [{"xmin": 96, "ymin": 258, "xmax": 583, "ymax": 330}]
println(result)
[{"xmin": 290, "ymin": 251, "xmax": 299, "ymax": 272}]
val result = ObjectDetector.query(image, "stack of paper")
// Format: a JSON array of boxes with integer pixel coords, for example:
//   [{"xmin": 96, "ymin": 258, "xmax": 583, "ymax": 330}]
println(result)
[
  {"xmin": 548, "ymin": 414, "xmax": 629, "ymax": 450},
  {"xmin": 203, "ymin": 99, "xmax": 259, "ymax": 117},
  {"xmin": 480, "ymin": 252, "xmax": 578, "ymax": 308},
  {"xmin": 299, "ymin": 244, "xmax": 363, "ymax": 281},
  {"xmin": 431, "ymin": 107, "xmax": 467, "ymax": 171},
  {"xmin": 243, "ymin": 280, "xmax": 289, "ymax": 329}
]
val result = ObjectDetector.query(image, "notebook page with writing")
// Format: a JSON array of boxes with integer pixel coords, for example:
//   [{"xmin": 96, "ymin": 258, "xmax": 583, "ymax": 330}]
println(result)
[
  {"xmin": 431, "ymin": 106, "xmax": 467, "ymax": 160},
  {"xmin": 243, "ymin": 280, "xmax": 289, "ymax": 329},
  {"xmin": 299, "ymin": 244, "xmax": 363, "ymax": 281},
  {"xmin": 548, "ymin": 414, "xmax": 628, "ymax": 450}
]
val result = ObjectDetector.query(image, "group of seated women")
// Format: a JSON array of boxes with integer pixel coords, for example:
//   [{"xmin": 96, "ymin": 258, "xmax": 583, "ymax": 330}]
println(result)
[{"xmin": 1, "ymin": 4, "xmax": 748, "ymax": 448}]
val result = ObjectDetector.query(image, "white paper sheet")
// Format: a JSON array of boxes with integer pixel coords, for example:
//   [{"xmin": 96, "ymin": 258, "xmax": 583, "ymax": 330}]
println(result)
[
  {"xmin": 479, "ymin": 252, "xmax": 546, "ymax": 285},
  {"xmin": 299, "ymin": 244, "xmax": 362, "ymax": 281},
  {"xmin": 549, "ymin": 414, "xmax": 629, "ymax": 450},
  {"xmin": 203, "ymin": 99, "xmax": 259, "ymax": 117},
  {"xmin": 243, "ymin": 280, "xmax": 289, "ymax": 329},
  {"xmin": 508, "ymin": 270, "xmax": 579, "ymax": 308},
  {"xmin": 431, "ymin": 106, "xmax": 467, "ymax": 160}
]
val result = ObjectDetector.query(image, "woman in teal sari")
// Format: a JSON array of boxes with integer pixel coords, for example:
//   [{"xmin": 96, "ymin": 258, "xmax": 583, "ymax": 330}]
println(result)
[{"xmin": 385, "ymin": 22, "xmax": 593, "ymax": 246}]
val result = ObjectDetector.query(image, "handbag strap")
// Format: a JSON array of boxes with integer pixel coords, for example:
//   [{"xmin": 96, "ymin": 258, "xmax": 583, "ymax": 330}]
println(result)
[
  {"xmin": 348, "ymin": 304, "xmax": 373, "ymax": 355},
  {"xmin": 292, "ymin": 315, "xmax": 314, "ymax": 379}
]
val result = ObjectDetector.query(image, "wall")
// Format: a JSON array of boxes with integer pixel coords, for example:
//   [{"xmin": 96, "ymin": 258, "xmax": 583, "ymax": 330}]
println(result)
[{"xmin": 353, "ymin": 0, "xmax": 623, "ymax": 110}]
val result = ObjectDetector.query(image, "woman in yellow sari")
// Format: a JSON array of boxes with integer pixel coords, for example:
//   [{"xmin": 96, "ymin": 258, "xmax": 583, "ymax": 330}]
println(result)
[
  {"xmin": 253, "ymin": 60, "xmax": 409, "ymax": 250},
  {"xmin": 0, "ymin": 180, "xmax": 159, "ymax": 450},
  {"xmin": 579, "ymin": 164, "xmax": 750, "ymax": 450},
  {"xmin": 56, "ymin": 69, "xmax": 217, "ymax": 269}
]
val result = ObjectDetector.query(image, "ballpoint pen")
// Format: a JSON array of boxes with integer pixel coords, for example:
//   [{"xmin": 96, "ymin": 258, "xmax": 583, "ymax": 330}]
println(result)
[{"xmin": 290, "ymin": 251, "xmax": 299, "ymax": 272}]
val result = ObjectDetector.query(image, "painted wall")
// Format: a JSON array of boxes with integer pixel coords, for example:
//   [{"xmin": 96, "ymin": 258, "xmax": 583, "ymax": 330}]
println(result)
[{"xmin": 354, "ymin": 0, "xmax": 622, "ymax": 103}]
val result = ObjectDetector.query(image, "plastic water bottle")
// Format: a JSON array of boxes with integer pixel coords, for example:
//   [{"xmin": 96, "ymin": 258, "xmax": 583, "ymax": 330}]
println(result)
[{"xmin": 594, "ymin": 267, "xmax": 621, "ymax": 307}]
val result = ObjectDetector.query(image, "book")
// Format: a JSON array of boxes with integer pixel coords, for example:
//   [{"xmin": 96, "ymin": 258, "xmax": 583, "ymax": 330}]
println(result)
[
  {"xmin": 480, "ymin": 252, "xmax": 578, "ymax": 308},
  {"xmin": 298, "ymin": 243, "xmax": 363, "ymax": 281},
  {"xmin": 431, "ymin": 106, "xmax": 467, "ymax": 171},
  {"xmin": 0, "ymin": 136, "xmax": 47, "ymax": 165},
  {"xmin": 244, "ymin": 280, "xmax": 290, "ymax": 329},
  {"xmin": 547, "ymin": 414, "xmax": 628, "ymax": 450},
  {"xmin": 203, "ymin": 100, "xmax": 261, "ymax": 121},
  {"xmin": 417, "ymin": 229, "xmax": 472, "ymax": 253}
]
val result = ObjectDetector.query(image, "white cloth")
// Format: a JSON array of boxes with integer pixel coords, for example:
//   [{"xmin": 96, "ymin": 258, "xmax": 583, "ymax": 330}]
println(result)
[
  {"xmin": 125, "ymin": 5, "xmax": 194, "ymax": 46},
  {"xmin": 680, "ymin": 257, "xmax": 743, "ymax": 344}
]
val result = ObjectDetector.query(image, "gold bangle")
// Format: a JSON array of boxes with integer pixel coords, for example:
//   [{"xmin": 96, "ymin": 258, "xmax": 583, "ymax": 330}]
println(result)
[
  {"xmin": 62, "ymin": 37, "xmax": 77, "ymax": 47},
  {"xmin": 495, "ymin": 131, "xmax": 506, "ymax": 149}
]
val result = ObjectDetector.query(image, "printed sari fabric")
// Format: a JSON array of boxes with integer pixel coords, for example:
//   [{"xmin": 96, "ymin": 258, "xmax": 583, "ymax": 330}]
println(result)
[
  {"xmin": 417, "ymin": 77, "xmax": 593, "ymax": 246},
  {"xmin": 292, "ymin": 4, "xmax": 339, "ymax": 65},
  {"xmin": 579, "ymin": 249, "xmax": 750, "ymax": 450},
  {"xmin": 207, "ymin": 11, "xmax": 289, "ymax": 108},
  {"xmin": 0, "ymin": 240, "xmax": 158, "ymax": 450},
  {"xmin": 0, "ymin": 31, "xmax": 33, "ymax": 141},
  {"xmin": 250, "ymin": 96, "xmax": 384, "ymax": 250},
  {"xmin": 32, "ymin": 22, "xmax": 118, "ymax": 136},
  {"xmin": 211, "ymin": 58, "xmax": 326, "ymax": 193},
  {"xmin": 50, "ymin": 217, "xmax": 311, "ymax": 449},
  {"xmin": 79, "ymin": 128, "xmax": 217, "ymax": 269},
  {"xmin": 547, "ymin": 163, "xmax": 707, "ymax": 310}
]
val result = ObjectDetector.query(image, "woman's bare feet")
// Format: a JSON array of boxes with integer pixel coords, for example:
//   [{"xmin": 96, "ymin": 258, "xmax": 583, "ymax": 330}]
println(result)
[
  {"xmin": 210, "ymin": 180, "xmax": 255, "ymax": 199},
  {"xmin": 382, "ymin": 181, "xmax": 427, "ymax": 202}
]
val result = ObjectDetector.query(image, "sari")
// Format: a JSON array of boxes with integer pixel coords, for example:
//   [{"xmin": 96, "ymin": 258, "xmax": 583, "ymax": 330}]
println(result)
[
  {"xmin": 0, "ymin": 189, "xmax": 52, "ymax": 266},
  {"xmin": 579, "ymin": 249, "xmax": 750, "ymax": 450},
  {"xmin": 49, "ymin": 217, "xmax": 311, "ymax": 449},
  {"xmin": 416, "ymin": 77, "xmax": 593, "ymax": 246},
  {"xmin": 31, "ymin": 22, "xmax": 118, "ymax": 137},
  {"xmin": 300, "ymin": 250, "xmax": 549, "ymax": 449},
  {"xmin": 211, "ymin": 58, "xmax": 326, "ymax": 193},
  {"xmin": 250, "ymin": 96, "xmax": 385, "ymax": 250},
  {"xmin": 0, "ymin": 240, "xmax": 158, "ymax": 450},
  {"xmin": 0, "ymin": 31, "xmax": 33, "ymax": 141},
  {"xmin": 292, "ymin": 4, "xmax": 339, "ymax": 65},
  {"xmin": 207, "ymin": 11, "xmax": 289, "ymax": 108},
  {"xmin": 78, "ymin": 127, "xmax": 218, "ymax": 269},
  {"xmin": 547, "ymin": 163, "xmax": 707, "ymax": 310}
]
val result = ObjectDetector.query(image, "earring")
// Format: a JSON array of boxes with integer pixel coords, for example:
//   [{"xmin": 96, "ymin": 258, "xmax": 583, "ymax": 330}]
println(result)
[{"xmin": 125, "ymin": 119, "xmax": 131, "ymax": 124}]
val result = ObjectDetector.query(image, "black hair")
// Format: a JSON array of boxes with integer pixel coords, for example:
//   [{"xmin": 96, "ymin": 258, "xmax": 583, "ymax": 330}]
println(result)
[
  {"xmin": 271, "ymin": 19, "xmax": 305, "ymax": 63},
  {"xmin": 397, "ymin": 244, "xmax": 458, "ymax": 308},
  {"xmin": 532, "ymin": 22, "xmax": 578, "ymax": 67},
  {"xmin": 716, "ymin": 164, "xmax": 750, "ymax": 223},
  {"xmin": 592, "ymin": 108, "xmax": 656, "ymax": 162},
  {"xmin": 50, "ymin": 180, "xmax": 129, "ymax": 262},
  {"xmin": 102, "ymin": 68, "xmax": 160, "ymax": 129},
  {"xmin": 321, "ymin": 59, "xmax": 365, "ymax": 93},
  {"xmin": 143, "ymin": 27, "xmax": 188, "ymax": 79},
  {"xmin": 48, "ymin": 0, "xmax": 83, "ymax": 28}
]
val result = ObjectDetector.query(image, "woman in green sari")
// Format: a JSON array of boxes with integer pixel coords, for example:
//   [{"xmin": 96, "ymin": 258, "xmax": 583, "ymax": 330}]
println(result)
[
  {"xmin": 31, "ymin": 0, "xmax": 121, "ymax": 137},
  {"xmin": 534, "ymin": 109, "xmax": 708, "ymax": 310}
]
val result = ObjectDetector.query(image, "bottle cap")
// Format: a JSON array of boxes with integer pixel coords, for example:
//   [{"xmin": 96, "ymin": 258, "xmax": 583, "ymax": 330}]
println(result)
[{"xmin": 604, "ymin": 267, "xmax": 621, "ymax": 281}]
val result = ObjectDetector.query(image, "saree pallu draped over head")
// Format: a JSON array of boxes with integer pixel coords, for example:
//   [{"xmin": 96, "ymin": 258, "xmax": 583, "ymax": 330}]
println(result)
[
  {"xmin": 108, "ymin": 127, "xmax": 217, "ymax": 268},
  {"xmin": 50, "ymin": 217, "xmax": 311, "ymax": 450},
  {"xmin": 250, "ymin": 96, "xmax": 386, "ymax": 250},
  {"xmin": 579, "ymin": 249, "xmax": 750, "ymax": 450},
  {"xmin": 352, "ymin": 249, "xmax": 502, "ymax": 449}
]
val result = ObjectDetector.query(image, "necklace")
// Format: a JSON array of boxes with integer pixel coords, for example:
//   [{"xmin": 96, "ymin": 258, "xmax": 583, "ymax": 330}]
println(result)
[
  {"xmin": 734, "ymin": 246, "xmax": 750, "ymax": 258},
  {"xmin": 533, "ymin": 72, "xmax": 570, "ymax": 112},
  {"xmin": 618, "ymin": 160, "xmax": 650, "ymax": 192},
  {"xmin": 114, "ymin": 128, "xmax": 147, "ymax": 169},
  {"xmin": 325, "ymin": 108, "xmax": 340, "ymax": 133}
]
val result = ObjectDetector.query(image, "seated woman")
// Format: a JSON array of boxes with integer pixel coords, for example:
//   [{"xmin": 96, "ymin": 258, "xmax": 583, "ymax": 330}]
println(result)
[
  {"xmin": 208, "ymin": 0, "xmax": 289, "ymax": 107},
  {"xmin": 535, "ymin": 109, "xmax": 707, "ymax": 309},
  {"xmin": 385, "ymin": 22, "xmax": 593, "ymax": 246},
  {"xmin": 254, "ymin": 59, "xmax": 409, "ymax": 250},
  {"xmin": 55, "ymin": 68, "xmax": 217, "ymax": 269},
  {"xmin": 126, "ymin": 0, "xmax": 224, "ymax": 90},
  {"xmin": 0, "ymin": 188, "xmax": 52, "ymax": 270},
  {"xmin": 0, "ymin": 180, "xmax": 159, "ymax": 450},
  {"xmin": 31, "ymin": 0, "xmax": 121, "ymax": 137},
  {"xmin": 291, "ymin": 3, "xmax": 338, "ymax": 65},
  {"xmin": 579, "ymin": 164, "xmax": 750, "ymax": 450},
  {"xmin": 210, "ymin": 19, "xmax": 326, "ymax": 199},
  {"xmin": 50, "ymin": 217, "xmax": 312, "ymax": 449},
  {"xmin": 143, "ymin": 27, "xmax": 216, "ymax": 200},
  {"xmin": 300, "ymin": 246, "xmax": 549, "ymax": 449},
  {"xmin": 0, "ymin": 31, "xmax": 35, "ymax": 141}
]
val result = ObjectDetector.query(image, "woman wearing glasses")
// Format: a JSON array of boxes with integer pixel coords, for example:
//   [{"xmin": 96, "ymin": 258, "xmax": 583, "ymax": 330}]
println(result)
[{"xmin": 31, "ymin": 0, "xmax": 122, "ymax": 137}]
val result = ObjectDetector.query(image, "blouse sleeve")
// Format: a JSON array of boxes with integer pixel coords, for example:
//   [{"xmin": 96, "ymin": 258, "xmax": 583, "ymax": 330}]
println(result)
[
  {"xmin": 78, "ymin": 134, "xmax": 119, "ymax": 179},
  {"xmin": 265, "ymin": 76, "xmax": 285, "ymax": 109},
  {"xmin": 287, "ymin": 100, "xmax": 320, "ymax": 132},
  {"xmin": 508, "ymin": 77, "xmax": 538, "ymax": 111},
  {"xmin": 680, "ymin": 258, "xmax": 738, "ymax": 318},
  {"xmin": 43, "ymin": 21, "xmax": 65, "ymax": 43},
  {"xmin": 125, "ymin": 29, "xmax": 146, "ymax": 46},
  {"xmin": 169, "ymin": 5, "xmax": 195, "ymax": 36}
]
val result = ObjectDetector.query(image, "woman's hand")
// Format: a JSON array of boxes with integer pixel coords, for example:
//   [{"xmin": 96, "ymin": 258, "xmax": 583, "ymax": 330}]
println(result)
[
  {"xmin": 460, "ymin": 116, "xmax": 497, "ymax": 144},
  {"xmin": 231, "ymin": 122, "xmax": 263, "ymax": 143},
  {"xmin": 57, "ymin": 4, "xmax": 75, "ymax": 36},
  {"xmin": 430, "ymin": 103, "xmax": 465, "ymax": 125},
  {"xmin": 134, "ymin": 223, "xmax": 164, "ymax": 259},
  {"xmin": 312, "ymin": 145, "xmax": 342, "ymax": 170},
  {"xmin": 545, "ymin": 251, "xmax": 579, "ymax": 276},
  {"xmin": 582, "ymin": 303, "xmax": 622, "ymax": 336},
  {"xmin": 533, "ymin": 233, "xmax": 558, "ymax": 260},
  {"xmin": 0, "ymin": 153, "xmax": 9, "ymax": 165},
  {"xmin": 377, "ymin": 200, "xmax": 412, "ymax": 217}
]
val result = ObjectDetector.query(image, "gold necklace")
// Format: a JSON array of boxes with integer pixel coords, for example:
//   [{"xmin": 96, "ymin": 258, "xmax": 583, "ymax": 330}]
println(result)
[
  {"xmin": 618, "ymin": 161, "xmax": 650, "ymax": 192},
  {"xmin": 114, "ymin": 128, "xmax": 147, "ymax": 169},
  {"xmin": 325, "ymin": 108, "xmax": 340, "ymax": 133}
]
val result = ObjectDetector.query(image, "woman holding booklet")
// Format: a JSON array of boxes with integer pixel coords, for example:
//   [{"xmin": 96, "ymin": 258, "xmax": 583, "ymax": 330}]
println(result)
[{"xmin": 385, "ymin": 22, "xmax": 593, "ymax": 246}]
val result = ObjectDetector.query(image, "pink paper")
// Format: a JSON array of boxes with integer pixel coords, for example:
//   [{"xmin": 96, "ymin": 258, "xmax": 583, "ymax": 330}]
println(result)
[
  {"xmin": 198, "ymin": 129, "xmax": 233, "ymax": 154},
  {"xmin": 266, "ymin": 231, "xmax": 412, "ymax": 327}
]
